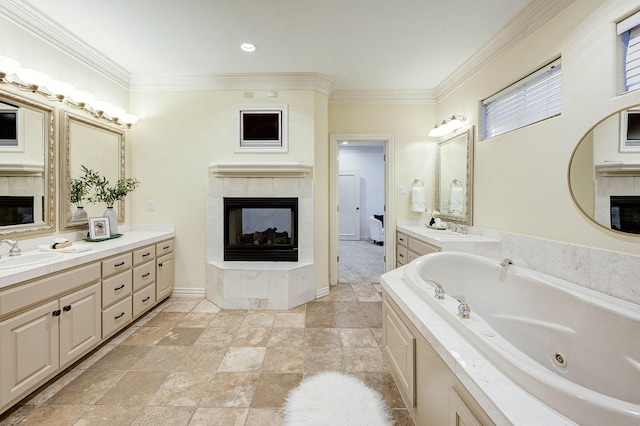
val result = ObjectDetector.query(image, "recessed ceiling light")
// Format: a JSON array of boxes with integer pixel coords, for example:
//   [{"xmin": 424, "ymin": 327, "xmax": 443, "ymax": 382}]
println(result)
[{"xmin": 241, "ymin": 43, "xmax": 256, "ymax": 52}]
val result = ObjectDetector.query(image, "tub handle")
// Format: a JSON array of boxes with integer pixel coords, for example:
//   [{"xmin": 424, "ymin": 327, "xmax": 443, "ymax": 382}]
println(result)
[
  {"xmin": 427, "ymin": 279, "xmax": 445, "ymax": 300},
  {"xmin": 458, "ymin": 301, "xmax": 471, "ymax": 319}
]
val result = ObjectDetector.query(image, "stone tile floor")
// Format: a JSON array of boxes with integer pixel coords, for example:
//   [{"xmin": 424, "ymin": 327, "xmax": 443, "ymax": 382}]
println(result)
[{"xmin": 0, "ymin": 282, "xmax": 414, "ymax": 425}]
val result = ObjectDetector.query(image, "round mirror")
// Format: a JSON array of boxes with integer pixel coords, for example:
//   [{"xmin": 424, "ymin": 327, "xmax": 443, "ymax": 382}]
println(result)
[{"xmin": 569, "ymin": 105, "xmax": 640, "ymax": 235}]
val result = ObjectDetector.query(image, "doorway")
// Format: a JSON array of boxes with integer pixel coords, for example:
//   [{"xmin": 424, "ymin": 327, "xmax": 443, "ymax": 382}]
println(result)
[{"xmin": 330, "ymin": 133, "xmax": 395, "ymax": 286}]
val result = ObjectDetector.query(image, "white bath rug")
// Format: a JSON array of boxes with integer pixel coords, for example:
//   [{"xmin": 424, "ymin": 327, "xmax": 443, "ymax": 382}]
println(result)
[{"xmin": 283, "ymin": 371, "xmax": 392, "ymax": 426}]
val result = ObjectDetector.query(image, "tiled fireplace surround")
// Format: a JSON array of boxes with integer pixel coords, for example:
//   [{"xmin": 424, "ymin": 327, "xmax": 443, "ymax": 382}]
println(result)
[{"xmin": 205, "ymin": 162, "xmax": 315, "ymax": 310}]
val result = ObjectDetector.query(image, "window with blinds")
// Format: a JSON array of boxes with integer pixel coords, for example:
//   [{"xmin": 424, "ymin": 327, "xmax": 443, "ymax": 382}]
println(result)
[
  {"xmin": 618, "ymin": 11, "xmax": 640, "ymax": 93},
  {"xmin": 481, "ymin": 58, "xmax": 562, "ymax": 140}
]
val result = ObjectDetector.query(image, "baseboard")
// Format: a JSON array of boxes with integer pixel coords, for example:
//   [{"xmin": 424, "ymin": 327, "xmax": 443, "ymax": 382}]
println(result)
[
  {"xmin": 316, "ymin": 286, "xmax": 330, "ymax": 299},
  {"xmin": 171, "ymin": 287, "xmax": 206, "ymax": 298}
]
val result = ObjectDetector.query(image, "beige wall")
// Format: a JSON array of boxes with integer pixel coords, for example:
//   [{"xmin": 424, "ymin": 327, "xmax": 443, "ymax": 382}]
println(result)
[
  {"xmin": 128, "ymin": 89, "xmax": 327, "ymax": 289},
  {"xmin": 329, "ymin": 103, "xmax": 438, "ymax": 219}
]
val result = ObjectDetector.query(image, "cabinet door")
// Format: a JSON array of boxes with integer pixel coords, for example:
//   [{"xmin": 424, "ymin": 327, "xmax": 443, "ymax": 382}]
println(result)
[
  {"xmin": 59, "ymin": 283, "xmax": 102, "ymax": 367},
  {"xmin": 156, "ymin": 253, "xmax": 174, "ymax": 301},
  {"xmin": 382, "ymin": 299, "xmax": 415, "ymax": 407},
  {"xmin": 0, "ymin": 300, "xmax": 59, "ymax": 406},
  {"xmin": 450, "ymin": 388, "xmax": 482, "ymax": 426}
]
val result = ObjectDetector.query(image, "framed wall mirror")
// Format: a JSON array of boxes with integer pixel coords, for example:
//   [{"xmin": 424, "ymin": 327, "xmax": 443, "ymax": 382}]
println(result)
[
  {"xmin": 435, "ymin": 126, "xmax": 474, "ymax": 225},
  {"xmin": 569, "ymin": 105, "xmax": 640, "ymax": 236},
  {"xmin": 0, "ymin": 89, "xmax": 55, "ymax": 238},
  {"xmin": 60, "ymin": 110, "xmax": 125, "ymax": 231}
]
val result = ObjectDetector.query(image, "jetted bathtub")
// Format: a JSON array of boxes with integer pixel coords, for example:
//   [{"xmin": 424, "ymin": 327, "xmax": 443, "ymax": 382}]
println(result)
[{"xmin": 402, "ymin": 251, "xmax": 640, "ymax": 426}]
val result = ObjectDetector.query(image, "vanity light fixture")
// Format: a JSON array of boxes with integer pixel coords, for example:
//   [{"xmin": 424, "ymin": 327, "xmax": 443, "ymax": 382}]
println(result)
[
  {"xmin": 0, "ymin": 55, "xmax": 139, "ymax": 128},
  {"xmin": 428, "ymin": 115, "xmax": 466, "ymax": 138},
  {"xmin": 44, "ymin": 80, "xmax": 74, "ymax": 102},
  {"xmin": 0, "ymin": 56, "xmax": 20, "ymax": 80},
  {"xmin": 14, "ymin": 68, "xmax": 50, "ymax": 92}
]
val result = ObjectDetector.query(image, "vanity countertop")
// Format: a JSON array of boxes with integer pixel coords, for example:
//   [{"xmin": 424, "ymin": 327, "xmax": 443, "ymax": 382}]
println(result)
[
  {"xmin": 0, "ymin": 230, "xmax": 175, "ymax": 288},
  {"xmin": 397, "ymin": 224, "xmax": 498, "ymax": 245}
]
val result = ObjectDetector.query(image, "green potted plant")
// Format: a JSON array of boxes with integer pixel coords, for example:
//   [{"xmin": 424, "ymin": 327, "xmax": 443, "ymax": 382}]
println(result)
[
  {"xmin": 80, "ymin": 165, "xmax": 140, "ymax": 235},
  {"xmin": 70, "ymin": 177, "xmax": 90, "ymax": 219}
]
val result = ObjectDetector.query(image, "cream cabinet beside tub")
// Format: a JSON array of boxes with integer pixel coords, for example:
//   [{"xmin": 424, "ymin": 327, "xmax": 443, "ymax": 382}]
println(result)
[
  {"xmin": 382, "ymin": 291, "xmax": 494, "ymax": 426},
  {"xmin": 396, "ymin": 231, "xmax": 440, "ymax": 267},
  {"xmin": 0, "ymin": 235, "xmax": 174, "ymax": 414}
]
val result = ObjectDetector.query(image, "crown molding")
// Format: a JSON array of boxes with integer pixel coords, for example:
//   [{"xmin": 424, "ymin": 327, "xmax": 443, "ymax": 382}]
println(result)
[
  {"xmin": 329, "ymin": 89, "xmax": 437, "ymax": 105},
  {"xmin": 130, "ymin": 72, "xmax": 334, "ymax": 95},
  {"xmin": 0, "ymin": 0, "xmax": 131, "ymax": 88},
  {"xmin": 435, "ymin": 0, "xmax": 574, "ymax": 101}
]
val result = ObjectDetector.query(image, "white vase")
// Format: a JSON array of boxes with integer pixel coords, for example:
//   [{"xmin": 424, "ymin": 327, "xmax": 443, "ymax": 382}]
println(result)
[
  {"xmin": 103, "ymin": 206, "xmax": 118, "ymax": 235},
  {"xmin": 72, "ymin": 206, "xmax": 88, "ymax": 220}
]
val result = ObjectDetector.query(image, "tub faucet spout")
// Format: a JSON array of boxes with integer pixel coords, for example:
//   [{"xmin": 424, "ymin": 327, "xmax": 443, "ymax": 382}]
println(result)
[
  {"xmin": 0, "ymin": 239, "xmax": 20, "ymax": 257},
  {"xmin": 500, "ymin": 258, "xmax": 514, "ymax": 268}
]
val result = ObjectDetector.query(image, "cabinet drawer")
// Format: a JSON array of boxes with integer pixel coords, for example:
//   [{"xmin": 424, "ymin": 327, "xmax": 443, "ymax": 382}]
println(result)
[
  {"xmin": 156, "ymin": 239, "xmax": 174, "ymax": 256},
  {"xmin": 102, "ymin": 253, "xmax": 132, "ymax": 278},
  {"xmin": 133, "ymin": 245, "xmax": 155, "ymax": 267},
  {"xmin": 396, "ymin": 246, "xmax": 408, "ymax": 266},
  {"xmin": 102, "ymin": 297, "xmax": 132, "ymax": 338},
  {"xmin": 133, "ymin": 261, "xmax": 156, "ymax": 292},
  {"xmin": 0, "ymin": 263, "xmax": 100, "ymax": 317},
  {"xmin": 408, "ymin": 238, "xmax": 440, "ymax": 257},
  {"xmin": 396, "ymin": 232, "xmax": 408, "ymax": 248},
  {"xmin": 102, "ymin": 270, "xmax": 132, "ymax": 308},
  {"xmin": 133, "ymin": 284, "xmax": 156, "ymax": 318}
]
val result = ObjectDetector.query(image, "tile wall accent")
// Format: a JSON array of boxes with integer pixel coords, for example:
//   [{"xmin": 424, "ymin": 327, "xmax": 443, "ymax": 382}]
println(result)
[{"xmin": 472, "ymin": 227, "xmax": 640, "ymax": 306}]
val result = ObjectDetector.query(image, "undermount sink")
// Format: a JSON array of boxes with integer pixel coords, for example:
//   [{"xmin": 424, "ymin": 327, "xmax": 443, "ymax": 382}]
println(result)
[
  {"xmin": 422, "ymin": 228, "xmax": 470, "ymax": 240},
  {"xmin": 0, "ymin": 252, "xmax": 64, "ymax": 270}
]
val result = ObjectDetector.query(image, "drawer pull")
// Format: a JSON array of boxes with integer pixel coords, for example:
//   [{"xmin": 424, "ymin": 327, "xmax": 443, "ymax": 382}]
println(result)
[
  {"xmin": 114, "ymin": 284, "xmax": 125, "ymax": 291},
  {"xmin": 114, "ymin": 312, "xmax": 125, "ymax": 320},
  {"xmin": 142, "ymin": 253, "xmax": 151, "ymax": 257},
  {"xmin": 63, "ymin": 305, "xmax": 72, "ymax": 312},
  {"xmin": 399, "ymin": 237, "xmax": 405, "ymax": 242},
  {"xmin": 142, "ymin": 272, "xmax": 151, "ymax": 278},
  {"xmin": 52, "ymin": 309, "xmax": 61, "ymax": 317},
  {"xmin": 115, "ymin": 261, "xmax": 126, "ymax": 267},
  {"xmin": 162, "ymin": 245, "xmax": 170, "ymax": 250},
  {"xmin": 142, "ymin": 296, "xmax": 150, "ymax": 302},
  {"xmin": 399, "ymin": 253, "xmax": 404, "ymax": 258}
]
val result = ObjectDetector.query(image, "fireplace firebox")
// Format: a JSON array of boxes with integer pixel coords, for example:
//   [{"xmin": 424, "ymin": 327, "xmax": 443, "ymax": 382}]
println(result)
[{"xmin": 224, "ymin": 197, "xmax": 298, "ymax": 261}]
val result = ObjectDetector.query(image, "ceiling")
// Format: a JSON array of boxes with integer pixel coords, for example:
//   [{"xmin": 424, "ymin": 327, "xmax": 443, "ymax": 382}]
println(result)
[{"xmin": 7, "ymin": 0, "xmax": 568, "ymax": 97}]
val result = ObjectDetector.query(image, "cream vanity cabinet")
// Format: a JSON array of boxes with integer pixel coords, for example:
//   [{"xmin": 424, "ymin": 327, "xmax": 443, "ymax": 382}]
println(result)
[
  {"xmin": 155, "ymin": 239, "xmax": 175, "ymax": 301},
  {"xmin": 0, "ymin": 264, "xmax": 102, "ymax": 407},
  {"xmin": 0, "ymin": 234, "xmax": 175, "ymax": 414},
  {"xmin": 396, "ymin": 231, "xmax": 440, "ymax": 267},
  {"xmin": 382, "ymin": 292, "xmax": 493, "ymax": 426}
]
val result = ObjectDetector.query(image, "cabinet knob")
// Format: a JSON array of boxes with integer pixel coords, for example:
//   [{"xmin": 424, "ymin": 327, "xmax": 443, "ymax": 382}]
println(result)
[
  {"xmin": 63, "ymin": 305, "xmax": 72, "ymax": 312},
  {"xmin": 52, "ymin": 310, "xmax": 61, "ymax": 317},
  {"xmin": 158, "ymin": 263, "xmax": 163, "ymax": 267}
]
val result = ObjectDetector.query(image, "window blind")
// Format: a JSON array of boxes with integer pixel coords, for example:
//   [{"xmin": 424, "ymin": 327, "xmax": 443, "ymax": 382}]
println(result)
[
  {"xmin": 620, "ymin": 18, "xmax": 640, "ymax": 92},
  {"xmin": 481, "ymin": 58, "xmax": 561, "ymax": 140}
]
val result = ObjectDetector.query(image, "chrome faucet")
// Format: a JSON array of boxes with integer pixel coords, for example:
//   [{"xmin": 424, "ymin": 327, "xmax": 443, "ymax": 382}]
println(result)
[
  {"xmin": 500, "ymin": 258, "xmax": 514, "ymax": 268},
  {"xmin": 1, "ymin": 239, "xmax": 21, "ymax": 257}
]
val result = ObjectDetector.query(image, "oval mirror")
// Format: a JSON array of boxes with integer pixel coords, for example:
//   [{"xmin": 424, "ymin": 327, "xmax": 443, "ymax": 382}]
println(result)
[
  {"xmin": 435, "ymin": 126, "xmax": 474, "ymax": 225},
  {"xmin": 60, "ymin": 110, "xmax": 125, "ymax": 231},
  {"xmin": 0, "ymin": 89, "xmax": 55, "ymax": 238},
  {"xmin": 569, "ymin": 106, "xmax": 640, "ymax": 235}
]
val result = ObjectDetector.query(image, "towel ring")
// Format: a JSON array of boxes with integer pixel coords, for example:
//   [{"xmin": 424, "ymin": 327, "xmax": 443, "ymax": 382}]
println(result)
[{"xmin": 412, "ymin": 178, "xmax": 424, "ymax": 187}]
